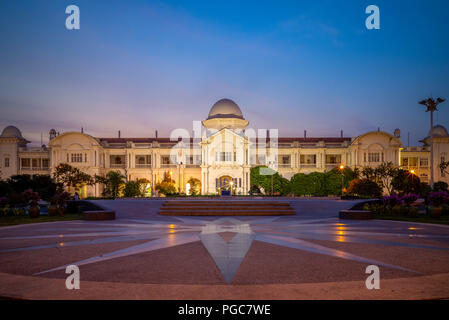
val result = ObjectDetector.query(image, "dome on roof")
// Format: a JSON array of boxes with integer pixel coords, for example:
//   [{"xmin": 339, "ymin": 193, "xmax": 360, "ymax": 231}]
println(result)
[
  {"xmin": 207, "ymin": 99, "xmax": 244, "ymax": 120},
  {"xmin": 1, "ymin": 126, "xmax": 23, "ymax": 138},
  {"xmin": 429, "ymin": 125, "xmax": 449, "ymax": 137}
]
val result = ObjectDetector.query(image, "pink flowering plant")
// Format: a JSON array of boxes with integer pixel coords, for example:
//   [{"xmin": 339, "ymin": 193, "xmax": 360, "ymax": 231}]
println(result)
[
  {"xmin": 21, "ymin": 189, "xmax": 40, "ymax": 207},
  {"xmin": 400, "ymin": 194, "xmax": 419, "ymax": 206},
  {"xmin": 382, "ymin": 194, "xmax": 403, "ymax": 207}
]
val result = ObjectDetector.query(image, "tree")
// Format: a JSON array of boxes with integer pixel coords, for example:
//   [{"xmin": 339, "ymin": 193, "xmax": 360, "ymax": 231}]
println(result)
[
  {"xmin": 250, "ymin": 166, "xmax": 290, "ymax": 196},
  {"xmin": 289, "ymin": 173, "xmax": 309, "ymax": 196},
  {"xmin": 155, "ymin": 172, "xmax": 176, "ymax": 196},
  {"xmin": 289, "ymin": 172, "xmax": 324, "ymax": 196},
  {"xmin": 391, "ymin": 169, "xmax": 422, "ymax": 195},
  {"xmin": 324, "ymin": 167, "xmax": 356, "ymax": 195},
  {"xmin": 105, "ymin": 171, "xmax": 125, "ymax": 198},
  {"xmin": 137, "ymin": 178, "xmax": 151, "ymax": 196},
  {"xmin": 347, "ymin": 179, "xmax": 382, "ymax": 198},
  {"xmin": 53, "ymin": 164, "xmax": 93, "ymax": 194},
  {"xmin": 419, "ymin": 97, "xmax": 446, "ymax": 188},
  {"xmin": 187, "ymin": 177, "xmax": 201, "ymax": 195},
  {"xmin": 4, "ymin": 174, "xmax": 60, "ymax": 200},
  {"xmin": 357, "ymin": 162, "xmax": 404, "ymax": 195},
  {"xmin": 433, "ymin": 181, "xmax": 448, "ymax": 192},
  {"xmin": 122, "ymin": 181, "xmax": 141, "ymax": 197},
  {"xmin": 375, "ymin": 162, "xmax": 397, "ymax": 195},
  {"xmin": 440, "ymin": 161, "xmax": 449, "ymax": 176},
  {"xmin": 359, "ymin": 166, "xmax": 377, "ymax": 181}
]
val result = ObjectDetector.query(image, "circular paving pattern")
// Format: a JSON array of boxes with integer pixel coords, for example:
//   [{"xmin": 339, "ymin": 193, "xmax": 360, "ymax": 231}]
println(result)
[{"xmin": 1, "ymin": 199, "xmax": 449, "ymax": 299}]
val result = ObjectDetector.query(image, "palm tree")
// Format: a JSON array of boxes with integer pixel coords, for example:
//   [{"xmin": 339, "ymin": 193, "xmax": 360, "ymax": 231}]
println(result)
[
  {"xmin": 419, "ymin": 97, "xmax": 446, "ymax": 188},
  {"xmin": 106, "ymin": 171, "xmax": 125, "ymax": 198}
]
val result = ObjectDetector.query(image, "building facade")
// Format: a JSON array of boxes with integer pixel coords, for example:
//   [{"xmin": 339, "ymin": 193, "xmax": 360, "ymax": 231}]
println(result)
[{"xmin": 1, "ymin": 99, "xmax": 448, "ymax": 196}]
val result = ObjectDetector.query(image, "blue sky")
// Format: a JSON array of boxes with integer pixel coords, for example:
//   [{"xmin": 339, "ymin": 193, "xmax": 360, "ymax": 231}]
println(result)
[{"xmin": 0, "ymin": 0, "xmax": 448, "ymax": 145}]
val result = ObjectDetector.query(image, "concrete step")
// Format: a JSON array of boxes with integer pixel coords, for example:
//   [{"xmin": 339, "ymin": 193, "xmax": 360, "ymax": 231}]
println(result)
[
  {"xmin": 158, "ymin": 200, "xmax": 295, "ymax": 216},
  {"xmin": 159, "ymin": 210, "xmax": 295, "ymax": 216}
]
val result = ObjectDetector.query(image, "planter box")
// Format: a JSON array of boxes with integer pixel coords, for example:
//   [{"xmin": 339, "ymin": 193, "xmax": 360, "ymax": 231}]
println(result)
[
  {"xmin": 83, "ymin": 210, "xmax": 115, "ymax": 220},
  {"xmin": 339, "ymin": 210, "xmax": 372, "ymax": 220}
]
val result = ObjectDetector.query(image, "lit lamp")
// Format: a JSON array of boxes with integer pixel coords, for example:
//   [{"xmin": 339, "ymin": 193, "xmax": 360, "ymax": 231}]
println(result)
[
  {"xmin": 339, "ymin": 164, "xmax": 345, "ymax": 197},
  {"xmin": 410, "ymin": 169, "xmax": 415, "ymax": 174},
  {"xmin": 230, "ymin": 180, "xmax": 234, "ymax": 196}
]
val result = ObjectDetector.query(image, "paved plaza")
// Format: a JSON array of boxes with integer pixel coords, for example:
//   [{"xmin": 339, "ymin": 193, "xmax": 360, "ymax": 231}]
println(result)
[{"xmin": 1, "ymin": 199, "xmax": 449, "ymax": 299}]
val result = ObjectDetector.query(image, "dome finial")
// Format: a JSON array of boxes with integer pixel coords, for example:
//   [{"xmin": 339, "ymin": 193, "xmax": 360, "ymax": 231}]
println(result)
[
  {"xmin": 1, "ymin": 125, "xmax": 23, "ymax": 138},
  {"xmin": 207, "ymin": 98, "xmax": 244, "ymax": 120}
]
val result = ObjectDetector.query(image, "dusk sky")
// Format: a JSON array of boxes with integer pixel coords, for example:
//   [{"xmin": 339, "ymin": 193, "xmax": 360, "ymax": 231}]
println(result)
[{"xmin": 0, "ymin": 0, "xmax": 448, "ymax": 146}]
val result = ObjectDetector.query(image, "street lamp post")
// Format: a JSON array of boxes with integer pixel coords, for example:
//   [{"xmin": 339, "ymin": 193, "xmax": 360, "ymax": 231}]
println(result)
[
  {"xmin": 340, "ymin": 164, "xmax": 345, "ymax": 197},
  {"xmin": 178, "ymin": 161, "xmax": 182, "ymax": 193},
  {"xmin": 151, "ymin": 169, "xmax": 154, "ymax": 197},
  {"xmin": 230, "ymin": 180, "xmax": 234, "ymax": 196},
  {"xmin": 419, "ymin": 97, "xmax": 446, "ymax": 189},
  {"xmin": 269, "ymin": 161, "xmax": 274, "ymax": 196}
]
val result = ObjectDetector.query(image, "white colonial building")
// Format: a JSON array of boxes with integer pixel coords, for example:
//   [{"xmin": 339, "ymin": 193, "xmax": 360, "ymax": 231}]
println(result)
[{"xmin": 1, "ymin": 99, "xmax": 448, "ymax": 197}]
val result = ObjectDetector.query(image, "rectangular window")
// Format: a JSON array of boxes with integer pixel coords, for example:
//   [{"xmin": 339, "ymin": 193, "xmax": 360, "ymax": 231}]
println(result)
[
  {"xmin": 32, "ymin": 158, "xmax": 40, "ymax": 168},
  {"xmin": 4, "ymin": 158, "xmax": 9, "ymax": 167},
  {"xmin": 71, "ymin": 153, "xmax": 83, "ymax": 163},
  {"xmin": 300, "ymin": 154, "xmax": 316, "ymax": 164},
  {"xmin": 420, "ymin": 158, "xmax": 428, "ymax": 167},
  {"xmin": 368, "ymin": 153, "xmax": 380, "ymax": 162},
  {"xmin": 42, "ymin": 159, "xmax": 49, "ymax": 168},
  {"xmin": 279, "ymin": 155, "xmax": 290, "ymax": 165},
  {"xmin": 325, "ymin": 154, "xmax": 341, "ymax": 164},
  {"xmin": 402, "ymin": 157, "xmax": 409, "ymax": 166},
  {"xmin": 110, "ymin": 155, "xmax": 125, "ymax": 165},
  {"xmin": 161, "ymin": 156, "xmax": 170, "ymax": 165},
  {"xmin": 136, "ymin": 155, "xmax": 151, "ymax": 165},
  {"xmin": 185, "ymin": 155, "xmax": 194, "ymax": 164},
  {"xmin": 215, "ymin": 152, "xmax": 232, "ymax": 162},
  {"xmin": 409, "ymin": 157, "xmax": 418, "ymax": 166},
  {"xmin": 21, "ymin": 158, "xmax": 30, "ymax": 168}
]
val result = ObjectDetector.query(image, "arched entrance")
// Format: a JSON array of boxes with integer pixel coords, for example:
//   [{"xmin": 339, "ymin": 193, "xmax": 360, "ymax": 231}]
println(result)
[{"xmin": 217, "ymin": 175, "xmax": 234, "ymax": 195}]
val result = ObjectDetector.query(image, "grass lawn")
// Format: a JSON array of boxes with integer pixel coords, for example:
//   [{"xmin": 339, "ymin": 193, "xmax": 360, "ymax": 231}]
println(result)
[
  {"xmin": 0, "ymin": 213, "xmax": 83, "ymax": 227},
  {"xmin": 372, "ymin": 214, "xmax": 449, "ymax": 226}
]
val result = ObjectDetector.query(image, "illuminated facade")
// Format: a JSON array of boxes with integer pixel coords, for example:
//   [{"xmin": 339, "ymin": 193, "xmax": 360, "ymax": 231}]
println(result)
[{"xmin": 1, "ymin": 99, "xmax": 448, "ymax": 196}]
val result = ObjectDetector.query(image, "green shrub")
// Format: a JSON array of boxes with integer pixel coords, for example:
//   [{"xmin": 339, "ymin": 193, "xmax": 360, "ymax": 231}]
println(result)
[
  {"xmin": 122, "ymin": 181, "xmax": 142, "ymax": 197},
  {"xmin": 363, "ymin": 203, "xmax": 386, "ymax": 215},
  {"xmin": 250, "ymin": 166, "xmax": 290, "ymax": 196},
  {"xmin": 442, "ymin": 204, "xmax": 449, "ymax": 216},
  {"xmin": 408, "ymin": 206, "xmax": 419, "ymax": 217}
]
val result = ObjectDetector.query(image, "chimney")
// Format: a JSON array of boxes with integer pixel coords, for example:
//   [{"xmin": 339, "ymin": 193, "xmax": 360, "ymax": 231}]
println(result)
[
  {"xmin": 304, "ymin": 130, "xmax": 307, "ymax": 139},
  {"xmin": 155, "ymin": 130, "xmax": 158, "ymax": 138},
  {"xmin": 81, "ymin": 127, "xmax": 84, "ymax": 134},
  {"xmin": 118, "ymin": 130, "xmax": 121, "ymax": 138},
  {"xmin": 340, "ymin": 130, "xmax": 343, "ymax": 138}
]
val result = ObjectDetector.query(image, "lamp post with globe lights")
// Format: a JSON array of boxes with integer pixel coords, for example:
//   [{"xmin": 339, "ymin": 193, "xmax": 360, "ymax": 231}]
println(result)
[{"xmin": 419, "ymin": 97, "xmax": 446, "ymax": 189}]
